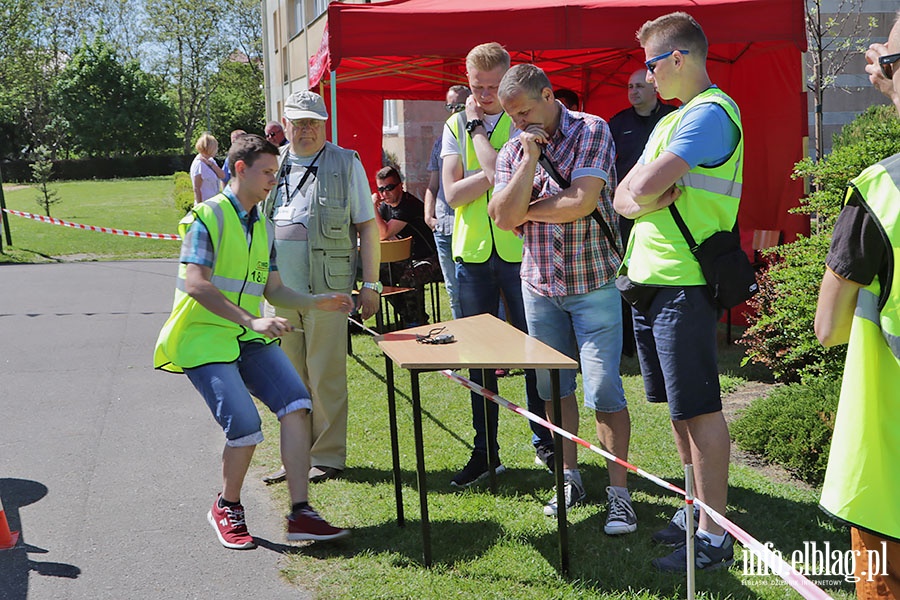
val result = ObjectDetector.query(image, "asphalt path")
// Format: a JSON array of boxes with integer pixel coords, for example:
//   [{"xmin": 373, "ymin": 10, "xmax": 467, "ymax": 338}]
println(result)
[{"xmin": 0, "ymin": 260, "xmax": 309, "ymax": 600}]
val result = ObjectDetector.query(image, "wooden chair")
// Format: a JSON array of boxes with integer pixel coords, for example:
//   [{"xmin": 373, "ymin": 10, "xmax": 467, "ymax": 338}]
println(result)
[{"xmin": 378, "ymin": 237, "xmax": 416, "ymax": 332}]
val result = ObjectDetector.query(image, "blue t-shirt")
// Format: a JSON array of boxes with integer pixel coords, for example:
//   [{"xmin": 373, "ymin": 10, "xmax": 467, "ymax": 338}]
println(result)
[{"xmin": 643, "ymin": 100, "xmax": 740, "ymax": 169}]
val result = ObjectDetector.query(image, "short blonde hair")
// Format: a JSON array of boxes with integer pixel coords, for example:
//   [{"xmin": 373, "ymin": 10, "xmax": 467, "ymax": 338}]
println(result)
[
  {"xmin": 195, "ymin": 133, "xmax": 218, "ymax": 155},
  {"xmin": 637, "ymin": 12, "xmax": 708, "ymax": 60},
  {"xmin": 466, "ymin": 42, "xmax": 510, "ymax": 73}
]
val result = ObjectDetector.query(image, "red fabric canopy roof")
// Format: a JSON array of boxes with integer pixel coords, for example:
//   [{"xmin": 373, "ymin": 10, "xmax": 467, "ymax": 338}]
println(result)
[{"xmin": 314, "ymin": 0, "xmax": 809, "ymax": 240}]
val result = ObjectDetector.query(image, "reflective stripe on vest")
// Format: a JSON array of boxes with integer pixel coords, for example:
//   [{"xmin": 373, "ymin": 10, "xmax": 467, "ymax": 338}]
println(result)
[
  {"xmin": 820, "ymin": 153, "xmax": 900, "ymax": 542},
  {"xmin": 154, "ymin": 194, "xmax": 275, "ymax": 373},
  {"xmin": 623, "ymin": 88, "xmax": 744, "ymax": 286},
  {"xmin": 447, "ymin": 111, "xmax": 524, "ymax": 264}
]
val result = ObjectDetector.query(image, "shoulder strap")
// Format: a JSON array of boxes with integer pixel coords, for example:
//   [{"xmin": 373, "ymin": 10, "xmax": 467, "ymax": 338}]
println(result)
[
  {"xmin": 668, "ymin": 203, "xmax": 740, "ymax": 255},
  {"xmin": 538, "ymin": 149, "xmax": 622, "ymax": 259}
]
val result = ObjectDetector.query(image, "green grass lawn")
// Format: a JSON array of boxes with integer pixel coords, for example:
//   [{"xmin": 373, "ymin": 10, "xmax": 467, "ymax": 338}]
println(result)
[
  {"xmin": 255, "ymin": 308, "xmax": 855, "ymax": 600},
  {"xmin": 0, "ymin": 178, "xmax": 183, "ymax": 263},
  {"xmin": 2, "ymin": 178, "xmax": 851, "ymax": 598}
]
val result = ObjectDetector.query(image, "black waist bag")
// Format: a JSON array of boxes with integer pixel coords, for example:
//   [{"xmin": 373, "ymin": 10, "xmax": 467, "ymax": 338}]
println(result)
[
  {"xmin": 615, "ymin": 271, "xmax": 659, "ymax": 314},
  {"xmin": 669, "ymin": 205, "xmax": 758, "ymax": 309}
]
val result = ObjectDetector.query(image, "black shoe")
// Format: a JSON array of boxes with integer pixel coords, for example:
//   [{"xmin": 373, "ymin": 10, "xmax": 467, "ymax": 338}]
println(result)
[
  {"xmin": 652, "ymin": 532, "xmax": 735, "ymax": 572},
  {"xmin": 652, "ymin": 505, "xmax": 701, "ymax": 546},
  {"xmin": 534, "ymin": 444, "xmax": 555, "ymax": 474},
  {"xmin": 450, "ymin": 452, "xmax": 505, "ymax": 488}
]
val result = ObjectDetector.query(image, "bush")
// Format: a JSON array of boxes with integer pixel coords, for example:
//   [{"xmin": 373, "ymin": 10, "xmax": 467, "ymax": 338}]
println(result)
[
  {"xmin": 731, "ymin": 377, "xmax": 841, "ymax": 486},
  {"xmin": 741, "ymin": 104, "xmax": 900, "ymax": 382},
  {"xmin": 174, "ymin": 171, "xmax": 194, "ymax": 213},
  {"xmin": 740, "ymin": 235, "xmax": 847, "ymax": 382}
]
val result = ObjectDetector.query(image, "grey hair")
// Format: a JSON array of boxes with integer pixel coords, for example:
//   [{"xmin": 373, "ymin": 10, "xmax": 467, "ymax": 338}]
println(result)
[{"xmin": 498, "ymin": 64, "xmax": 551, "ymax": 102}]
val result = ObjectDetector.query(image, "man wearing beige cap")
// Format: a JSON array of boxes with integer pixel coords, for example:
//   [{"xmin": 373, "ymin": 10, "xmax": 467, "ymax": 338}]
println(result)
[{"xmin": 261, "ymin": 90, "xmax": 380, "ymax": 483}]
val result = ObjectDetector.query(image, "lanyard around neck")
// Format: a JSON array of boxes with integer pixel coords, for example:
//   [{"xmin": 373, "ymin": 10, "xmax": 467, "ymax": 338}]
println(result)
[{"xmin": 281, "ymin": 146, "xmax": 326, "ymax": 207}]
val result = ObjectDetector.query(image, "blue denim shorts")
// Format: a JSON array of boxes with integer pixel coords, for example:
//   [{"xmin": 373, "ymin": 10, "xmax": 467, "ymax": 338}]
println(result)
[
  {"xmin": 632, "ymin": 286, "xmax": 721, "ymax": 421},
  {"xmin": 184, "ymin": 341, "xmax": 312, "ymax": 447},
  {"xmin": 522, "ymin": 282, "xmax": 627, "ymax": 413}
]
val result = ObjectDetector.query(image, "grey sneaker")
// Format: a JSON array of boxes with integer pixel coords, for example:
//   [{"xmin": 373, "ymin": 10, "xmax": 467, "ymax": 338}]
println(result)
[
  {"xmin": 651, "ymin": 505, "xmax": 701, "ymax": 546},
  {"xmin": 604, "ymin": 487, "xmax": 637, "ymax": 535},
  {"xmin": 652, "ymin": 531, "xmax": 735, "ymax": 572},
  {"xmin": 543, "ymin": 478, "xmax": 586, "ymax": 516}
]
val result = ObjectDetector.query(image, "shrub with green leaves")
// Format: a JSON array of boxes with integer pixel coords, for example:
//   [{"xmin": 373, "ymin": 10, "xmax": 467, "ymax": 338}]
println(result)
[
  {"xmin": 731, "ymin": 377, "xmax": 840, "ymax": 486},
  {"xmin": 741, "ymin": 104, "xmax": 900, "ymax": 382},
  {"xmin": 173, "ymin": 171, "xmax": 194, "ymax": 213}
]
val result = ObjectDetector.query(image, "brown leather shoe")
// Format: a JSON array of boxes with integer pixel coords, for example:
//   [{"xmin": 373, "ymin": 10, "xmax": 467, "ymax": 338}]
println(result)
[{"xmin": 309, "ymin": 465, "xmax": 343, "ymax": 483}]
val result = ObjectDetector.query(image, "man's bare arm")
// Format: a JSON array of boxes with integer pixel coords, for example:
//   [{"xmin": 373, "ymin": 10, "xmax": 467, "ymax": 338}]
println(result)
[{"xmin": 815, "ymin": 267, "xmax": 863, "ymax": 347}]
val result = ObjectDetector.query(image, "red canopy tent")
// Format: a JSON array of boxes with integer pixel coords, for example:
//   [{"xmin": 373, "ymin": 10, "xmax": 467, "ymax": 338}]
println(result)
[{"xmin": 311, "ymin": 0, "xmax": 809, "ymax": 239}]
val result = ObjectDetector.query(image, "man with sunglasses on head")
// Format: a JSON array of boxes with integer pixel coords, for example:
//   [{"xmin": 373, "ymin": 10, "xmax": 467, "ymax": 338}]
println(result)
[
  {"xmin": 260, "ymin": 90, "xmax": 381, "ymax": 485},
  {"xmin": 441, "ymin": 42, "xmax": 556, "ymax": 489},
  {"xmin": 814, "ymin": 13, "xmax": 900, "ymax": 598},
  {"xmin": 424, "ymin": 85, "xmax": 471, "ymax": 320},
  {"xmin": 372, "ymin": 165, "xmax": 438, "ymax": 327},
  {"xmin": 614, "ymin": 12, "xmax": 742, "ymax": 572}
]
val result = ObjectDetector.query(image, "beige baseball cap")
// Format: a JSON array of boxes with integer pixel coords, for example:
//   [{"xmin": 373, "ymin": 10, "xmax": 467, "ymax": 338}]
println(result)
[{"xmin": 283, "ymin": 90, "xmax": 328, "ymax": 121}]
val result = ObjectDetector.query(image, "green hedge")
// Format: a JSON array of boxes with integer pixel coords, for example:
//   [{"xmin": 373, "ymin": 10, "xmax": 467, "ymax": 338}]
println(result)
[
  {"xmin": 173, "ymin": 171, "xmax": 194, "ymax": 214},
  {"xmin": 731, "ymin": 378, "xmax": 841, "ymax": 486},
  {"xmin": 1, "ymin": 153, "xmax": 195, "ymax": 183}
]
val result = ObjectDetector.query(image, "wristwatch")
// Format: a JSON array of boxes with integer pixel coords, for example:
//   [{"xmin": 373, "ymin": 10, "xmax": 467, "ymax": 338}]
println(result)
[
  {"xmin": 465, "ymin": 119, "xmax": 484, "ymax": 134},
  {"xmin": 361, "ymin": 281, "xmax": 383, "ymax": 294}
]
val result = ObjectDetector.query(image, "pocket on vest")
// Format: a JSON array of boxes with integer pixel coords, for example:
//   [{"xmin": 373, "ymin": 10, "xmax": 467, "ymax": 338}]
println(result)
[{"xmin": 311, "ymin": 250, "xmax": 354, "ymax": 292}]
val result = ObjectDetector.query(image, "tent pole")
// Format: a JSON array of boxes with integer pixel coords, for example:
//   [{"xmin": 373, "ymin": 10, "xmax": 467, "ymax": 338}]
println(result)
[{"xmin": 330, "ymin": 72, "xmax": 338, "ymax": 143}]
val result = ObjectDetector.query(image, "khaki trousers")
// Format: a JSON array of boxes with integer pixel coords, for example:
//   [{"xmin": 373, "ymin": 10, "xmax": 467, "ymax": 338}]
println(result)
[{"xmin": 268, "ymin": 303, "xmax": 349, "ymax": 470}]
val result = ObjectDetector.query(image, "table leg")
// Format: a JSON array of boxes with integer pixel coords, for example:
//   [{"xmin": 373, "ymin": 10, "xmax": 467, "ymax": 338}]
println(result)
[
  {"xmin": 551, "ymin": 368, "xmax": 569, "ymax": 575},
  {"xmin": 483, "ymin": 368, "xmax": 498, "ymax": 494},
  {"xmin": 385, "ymin": 355, "xmax": 404, "ymax": 527},
  {"xmin": 410, "ymin": 369, "xmax": 431, "ymax": 566}
]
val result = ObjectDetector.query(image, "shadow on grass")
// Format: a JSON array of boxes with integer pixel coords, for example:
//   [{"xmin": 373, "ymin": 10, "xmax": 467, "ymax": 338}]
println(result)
[{"xmin": 317, "ymin": 464, "xmax": 851, "ymax": 598}]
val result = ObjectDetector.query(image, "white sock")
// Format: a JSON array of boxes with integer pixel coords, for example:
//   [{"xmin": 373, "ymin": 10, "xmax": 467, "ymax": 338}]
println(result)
[{"xmin": 698, "ymin": 529, "xmax": 726, "ymax": 547}]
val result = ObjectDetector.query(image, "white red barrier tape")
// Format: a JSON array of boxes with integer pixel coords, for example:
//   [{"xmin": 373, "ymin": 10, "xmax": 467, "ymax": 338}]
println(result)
[
  {"xmin": 440, "ymin": 369, "xmax": 833, "ymax": 600},
  {"xmin": 2, "ymin": 208, "xmax": 181, "ymax": 240}
]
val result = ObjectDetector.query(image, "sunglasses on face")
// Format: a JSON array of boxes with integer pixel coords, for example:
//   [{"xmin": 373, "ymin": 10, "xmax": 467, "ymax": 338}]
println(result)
[
  {"xmin": 879, "ymin": 52, "xmax": 900, "ymax": 80},
  {"xmin": 377, "ymin": 183, "xmax": 399, "ymax": 193},
  {"xmin": 445, "ymin": 103, "xmax": 465, "ymax": 113},
  {"xmin": 645, "ymin": 49, "xmax": 690, "ymax": 74}
]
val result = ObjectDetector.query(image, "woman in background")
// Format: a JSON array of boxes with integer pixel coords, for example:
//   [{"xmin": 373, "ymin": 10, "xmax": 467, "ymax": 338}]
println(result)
[{"xmin": 190, "ymin": 133, "xmax": 225, "ymax": 204}]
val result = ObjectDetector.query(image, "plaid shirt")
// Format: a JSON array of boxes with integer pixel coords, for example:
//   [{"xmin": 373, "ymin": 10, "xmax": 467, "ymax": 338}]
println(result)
[{"xmin": 495, "ymin": 105, "xmax": 620, "ymax": 297}]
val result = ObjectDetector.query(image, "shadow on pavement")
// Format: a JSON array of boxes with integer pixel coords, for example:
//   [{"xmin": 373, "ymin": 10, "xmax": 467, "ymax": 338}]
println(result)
[{"xmin": 0, "ymin": 478, "xmax": 81, "ymax": 600}]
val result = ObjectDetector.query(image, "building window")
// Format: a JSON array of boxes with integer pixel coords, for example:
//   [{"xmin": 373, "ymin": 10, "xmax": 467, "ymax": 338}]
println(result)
[
  {"xmin": 292, "ymin": 0, "xmax": 304, "ymax": 35},
  {"xmin": 314, "ymin": 0, "xmax": 329, "ymax": 19},
  {"xmin": 383, "ymin": 100, "xmax": 399, "ymax": 135}
]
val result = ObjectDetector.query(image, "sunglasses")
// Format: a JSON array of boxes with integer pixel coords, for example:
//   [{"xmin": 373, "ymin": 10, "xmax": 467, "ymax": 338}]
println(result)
[
  {"xmin": 445, "ymin": 103, "xmax": 465, "ymax": 113},
  {"xmin": 377, "ymin": 183, "xmax": 399, "ymax": 193},
  {"xmin": 265, "ymin": 132, "xmax": 279, "ymax": 138},
  {"xmin": 879, "ymin": 52, "xmax": 900, "ymax": 80},
  {"xmin": 645, "ymin": 49, "xmax": 690, "ymax": 74}
]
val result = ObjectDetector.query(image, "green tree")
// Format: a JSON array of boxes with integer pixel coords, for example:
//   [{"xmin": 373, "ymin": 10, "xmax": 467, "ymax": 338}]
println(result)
[
  {"xmin": 31, "ymin": 146, "xmax": 60, "ymax": 216},
  {"xmin": 53, "ymin": 36, "xmax": 177, "ymax": 157},
  {"xmin": 209, "ymin": 59, "xmax": 265, "ymax": 144},
  {"xmin": 145, "ymin": 0, "xmax": 229, "ymax": 153}
]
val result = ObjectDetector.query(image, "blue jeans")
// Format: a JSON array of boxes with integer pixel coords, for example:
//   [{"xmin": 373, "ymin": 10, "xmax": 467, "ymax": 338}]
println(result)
[
  {"xmin": 522, "ymin": 282, "xmax": 627, "ymax": 412},
  {"xmin": 184, "ymin": 341, "xmax": 312, "ymax": 447},
  {"xmin": 456, "ymin": 252, "xmax": 553, "ymax": 455},
  {"xmin": 632, "ymin": 286, "xmax": 721, "ymax": 420},
  {"xmin": 433, "ymin": 231, "xmax": 460, "ymax": 319}
]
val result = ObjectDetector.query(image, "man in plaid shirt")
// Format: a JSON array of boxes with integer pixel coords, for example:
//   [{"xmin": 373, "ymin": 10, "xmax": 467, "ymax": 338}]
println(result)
[{"xmin": 490, "ymin": 64, "xmax": 636, "ymax": 532}]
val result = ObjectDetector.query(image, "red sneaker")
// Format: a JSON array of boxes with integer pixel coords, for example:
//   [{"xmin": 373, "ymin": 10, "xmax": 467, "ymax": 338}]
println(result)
[
  {"xmin": 207, "ymin": 495, "xmax": 256, "ymax": 550},
  {"xmin": 287, "ymin": 505, "xmax": 350, "ymax": 541}
]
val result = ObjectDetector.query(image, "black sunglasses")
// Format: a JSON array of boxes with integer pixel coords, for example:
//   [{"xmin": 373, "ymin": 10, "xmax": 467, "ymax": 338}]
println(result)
[
  {"xmin": 879, "ymin": 52, "xmax": 900, "ymax": 80},
  {"xmin": 445, "ymin": 103, "xmax": 465, "ymax": 113},
  {"xmin": 377, "ymin": 183, "xmax": 399, "ymax": 193}
]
